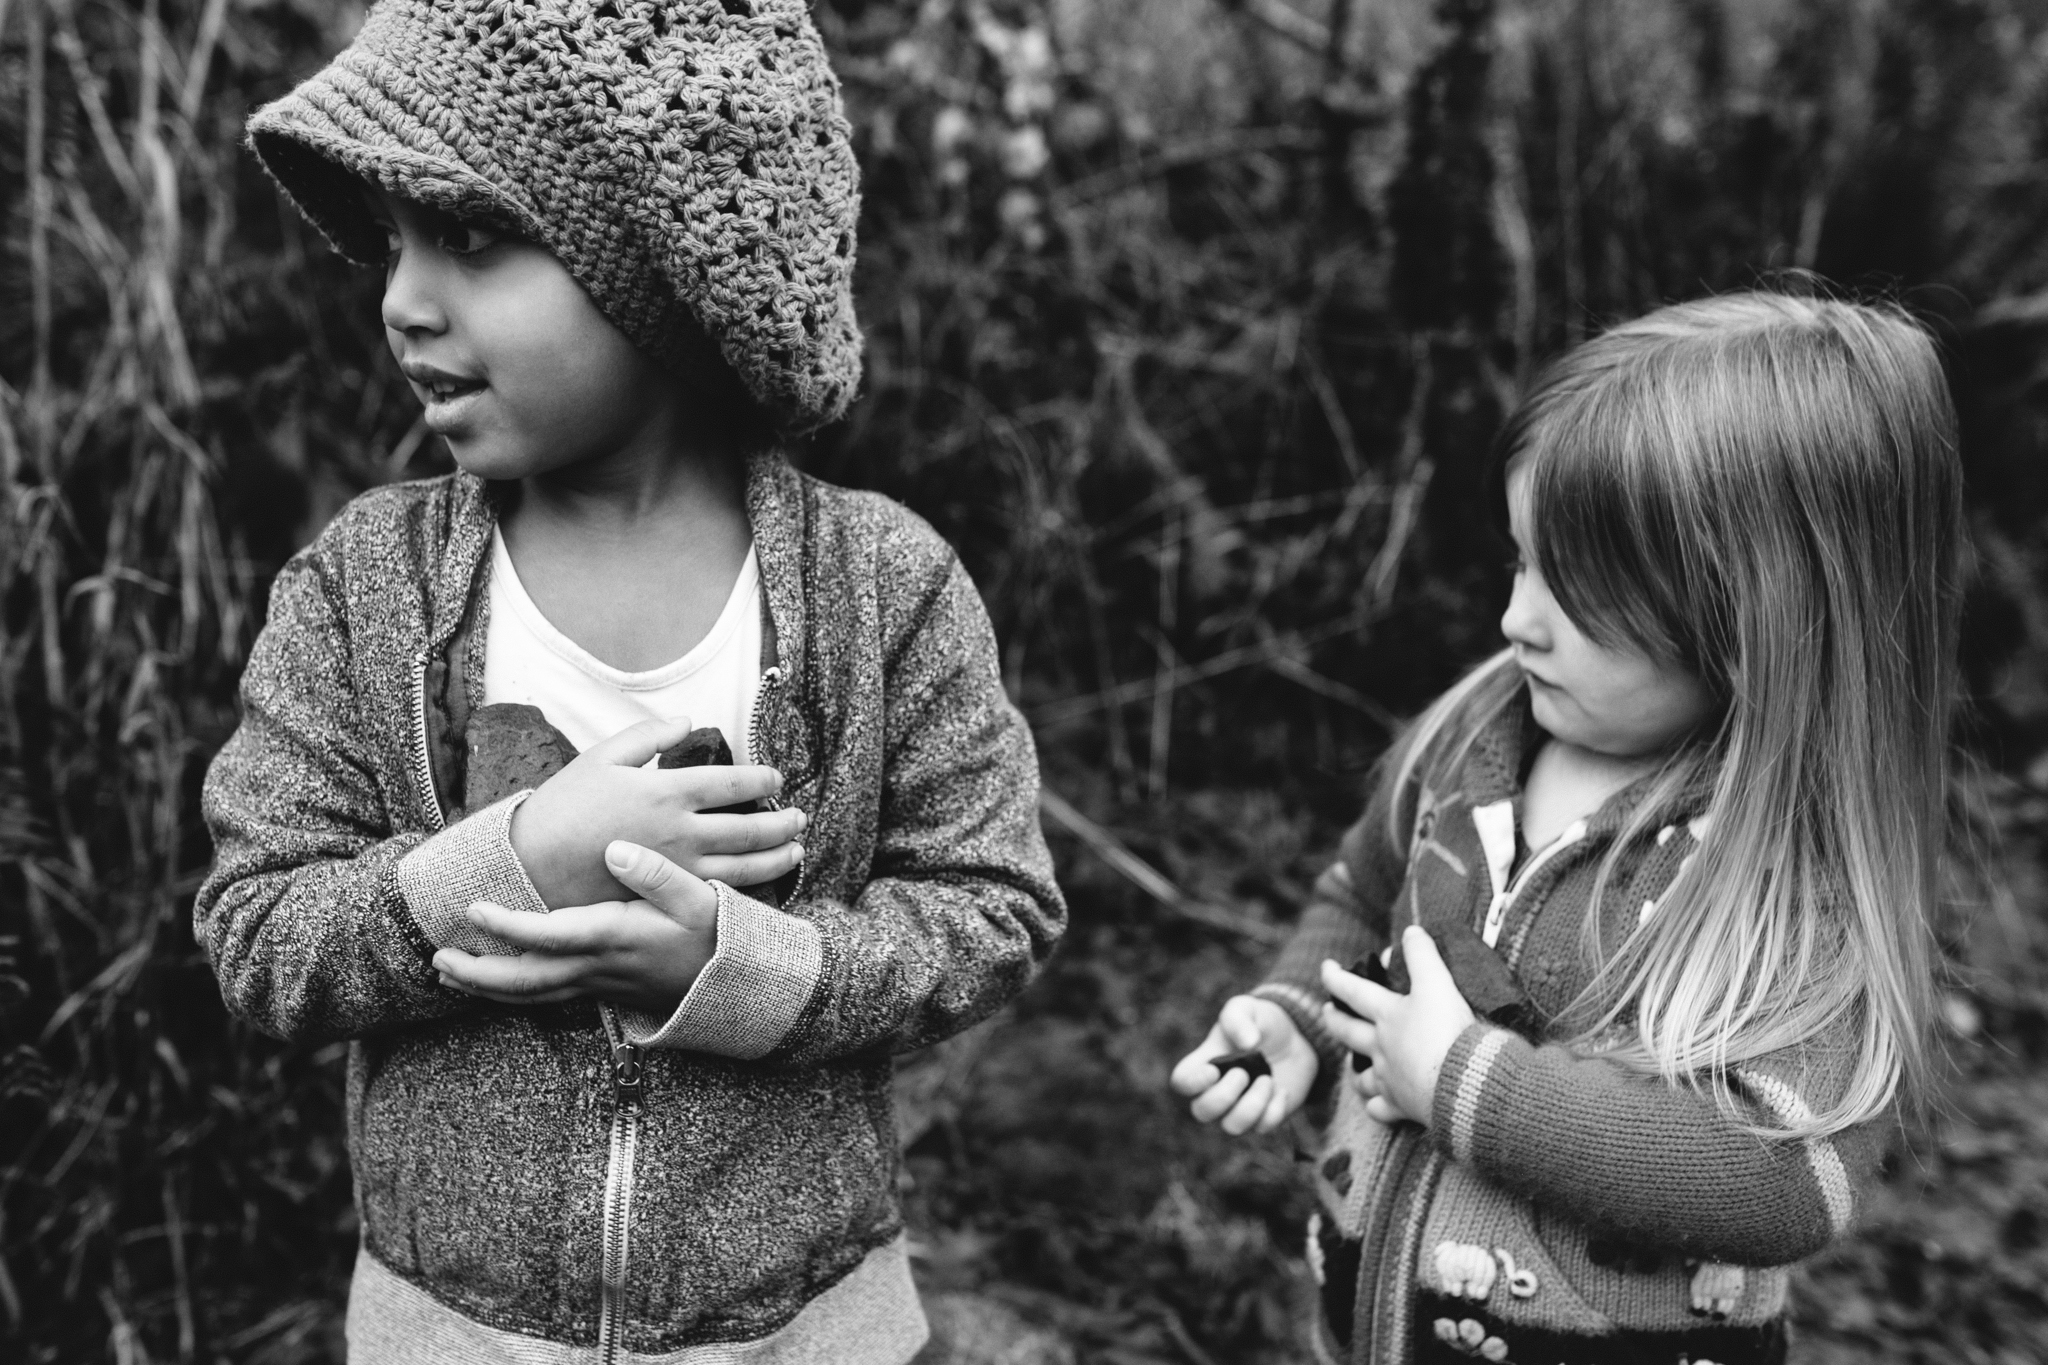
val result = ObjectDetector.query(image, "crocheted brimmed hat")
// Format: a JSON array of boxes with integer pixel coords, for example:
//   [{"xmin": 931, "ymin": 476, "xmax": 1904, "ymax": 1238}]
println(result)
[{"xmin": 247, "ymin": 0, "xmax": 862, "ymax": 433}]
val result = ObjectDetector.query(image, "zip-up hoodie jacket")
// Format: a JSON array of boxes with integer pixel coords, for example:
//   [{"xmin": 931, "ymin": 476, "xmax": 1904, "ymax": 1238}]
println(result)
[
  {"xmin": 196, "ymin": 450, "xmax": 1066, "ymax": 1356},
  {"xmin": 1253, "ymin": 703, "xmax": 1887, "ymax": 1365}
]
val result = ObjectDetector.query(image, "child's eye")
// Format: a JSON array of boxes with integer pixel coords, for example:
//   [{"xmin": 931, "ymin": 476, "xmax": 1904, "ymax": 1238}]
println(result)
[{"xmin": 436, "ymin": 220, "xmax": 504, "ymax": 256}]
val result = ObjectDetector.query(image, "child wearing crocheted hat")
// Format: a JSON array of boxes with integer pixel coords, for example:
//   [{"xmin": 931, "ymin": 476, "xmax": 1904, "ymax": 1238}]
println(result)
[
  {"xmin": 197, "ymin": 3, "xmax": 1064, "ymax": 1362},
  {"xmin": 1171, "ymin": 294, "xmax": 1958, "ymax": 1364}
]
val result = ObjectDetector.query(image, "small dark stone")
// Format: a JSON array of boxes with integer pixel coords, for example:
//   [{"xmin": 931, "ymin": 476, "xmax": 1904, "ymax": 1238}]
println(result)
[
  {"xmin": 464, "ymin": 703, "xmax": 579, "ymax": 809},
  {"xmin": 657, "ymin": 726, "xmax": 759, "ymax": 814},
  {"xmin": 1321, "ymin": 1150, "xmax": 1353, "ymax": 1196},
  {"xmin": 658, "ymin": 726, "xmax": 734, "ymax": 770},
  {"xmin": 1212, "ymin": 1049, "xmax": 1271, "ymax": 1082}
]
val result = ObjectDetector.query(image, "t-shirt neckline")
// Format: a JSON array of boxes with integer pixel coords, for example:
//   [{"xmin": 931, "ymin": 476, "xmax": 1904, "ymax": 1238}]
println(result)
[{"xmin": 488, "ymin": 528, "xmax": 759, "ymax": 692}]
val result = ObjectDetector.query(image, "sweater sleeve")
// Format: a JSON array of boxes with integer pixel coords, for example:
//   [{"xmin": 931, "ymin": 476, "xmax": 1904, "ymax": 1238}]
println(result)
[
  {"xmin": 620, "ymin": 539, "xmax": 1066, "ymax": 1063},
  {"xmin": 1428, "ymin": 1019, "xmax": 1891, "ymax": 1265},
  {"xmin": 195, "ymin": 538, "xmax": 479, "ymax": 1044},
  {"xmin": 1250, "ymin": 765, "xmax": 1415, "ymax": 1073}
]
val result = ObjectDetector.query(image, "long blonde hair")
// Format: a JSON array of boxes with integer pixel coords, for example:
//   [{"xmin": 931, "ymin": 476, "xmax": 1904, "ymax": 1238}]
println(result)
[{"xmin": 1385, "ymin": 292, "xmax": 1962, "ymax": 1138}]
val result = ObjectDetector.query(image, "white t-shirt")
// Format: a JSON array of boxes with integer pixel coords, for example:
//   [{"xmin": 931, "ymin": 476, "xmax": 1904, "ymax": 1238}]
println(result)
[{"xmin": 481, "ymin": 528, "xmax": 763, "ymax": 761}]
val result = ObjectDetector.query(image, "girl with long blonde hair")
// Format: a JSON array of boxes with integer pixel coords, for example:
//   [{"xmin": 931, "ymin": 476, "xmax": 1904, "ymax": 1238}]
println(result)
[{"xmin": 1171, "ymin": 293, "xmax": 1960, "ymax": 1365}]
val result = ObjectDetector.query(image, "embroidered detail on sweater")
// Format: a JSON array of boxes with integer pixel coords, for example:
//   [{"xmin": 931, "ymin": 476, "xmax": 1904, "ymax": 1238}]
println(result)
[
  {"xmin": 1690, "ymin": 1261, "xmax": 1746, "ymax": 1317},
  {"xmin": 1434, "ymin": 1242, "xmax": 1496, "ymax": 1300},
  {"xmin": 1735, "ymin": 1070, "xmax": 1854, "ymax": 1234},
  {"xmin": 1493, "ymin": 1248, "xmax": 1538, "ymax": 1298},
  {"xmin": 1447, "ymin": 1030, "xmax": 1511, "ymax": 1162},
  {"xmin": 1431, "ymin": 1316, "xmax": 1510, "ymax": 1360},
  {"xmin": 1416, "ymin": 835, "xmax": 1469, "ymax": 879}
]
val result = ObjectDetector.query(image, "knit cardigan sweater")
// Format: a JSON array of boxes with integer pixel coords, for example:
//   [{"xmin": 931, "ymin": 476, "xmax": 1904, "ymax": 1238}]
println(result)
[
  {"xmin": 196, "ymin": 451, "xmax": 1066, "ymax": 1356},
  {"xmin": 1254, "ymin": 703, "xmax": 1887, "ymax": 1365}
]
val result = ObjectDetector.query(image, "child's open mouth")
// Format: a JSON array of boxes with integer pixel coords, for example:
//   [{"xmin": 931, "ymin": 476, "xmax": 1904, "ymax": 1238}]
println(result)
[
  {"xmin": 402, "ymin": 363, "xmax": 487, "ymax": 428},
  {"xmin": 426, "ymin": 378, "xmax": 483, "ymax": 403}
]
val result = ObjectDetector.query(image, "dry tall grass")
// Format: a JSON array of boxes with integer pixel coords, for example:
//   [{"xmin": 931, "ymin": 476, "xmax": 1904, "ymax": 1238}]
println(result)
[{"xmin": 6, "ymin": 0, "xmax": 2048, "ymax": 1360}]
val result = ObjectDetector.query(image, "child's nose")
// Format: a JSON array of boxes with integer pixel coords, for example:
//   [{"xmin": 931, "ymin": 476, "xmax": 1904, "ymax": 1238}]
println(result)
[
  {"xmin": 380, "ymin": 250, "xmax": 448, "ymax": 337},
  {"xmin": 1500, "ymin": 571, "xmax": 1551, "ymax": 651}
]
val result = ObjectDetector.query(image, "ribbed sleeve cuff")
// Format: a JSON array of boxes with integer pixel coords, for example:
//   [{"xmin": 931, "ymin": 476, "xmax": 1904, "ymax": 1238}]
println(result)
[
  {"xmin": 1251, "ymin": 981, "xmax": 1343, "ymax": 1066},
  {"xmin": 1431, "ymin": 1022, "xmax": 1518, "ymax": 1162},
  {"xmin": 619, "ymin": 881, "xmax": 823, "ymax": 1058},
  {"xmin": 395, "ymin": 792, "xmax": 550, "ymax": 954}
]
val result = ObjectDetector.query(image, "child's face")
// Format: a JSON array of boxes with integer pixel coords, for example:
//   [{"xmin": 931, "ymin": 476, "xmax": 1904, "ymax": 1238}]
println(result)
[
  {"xmin": 368, "ymin": 187, "xmax": 674, "ymax": 482},
  {"xmin": 1501, "ymin": 469, "xmax": 1716, "ymax": 759}
]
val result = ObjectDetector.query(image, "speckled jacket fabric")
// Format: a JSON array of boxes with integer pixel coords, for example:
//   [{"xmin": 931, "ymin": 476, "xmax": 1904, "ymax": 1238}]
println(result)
[
  {"xmin": 247, "ymin": 0, "xmax": 863, "ymax": 432},
  {"xmin": 196, "ymin": 450, "xmax": 1065, "ymax": 1353},
  {"xmin": 1252, "ymin": 699, "xmax": 1888, "ymax": 1365}
]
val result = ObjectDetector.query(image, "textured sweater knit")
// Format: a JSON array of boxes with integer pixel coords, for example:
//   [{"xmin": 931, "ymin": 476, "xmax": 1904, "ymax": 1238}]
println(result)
[
  {"xmin": 1253, "ymin": 701, "xmax": 1888, "ymax": 1365},
  {"xmin": 197, "ymin": 451, "xmax": 1066, "ymax": 1358}
]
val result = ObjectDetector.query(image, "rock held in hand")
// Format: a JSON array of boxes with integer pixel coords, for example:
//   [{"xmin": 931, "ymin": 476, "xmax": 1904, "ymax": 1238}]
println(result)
[
  {"xmin": 657, "ymin": 726, "xmax": 759, "ymax": 814},
  {"xmin": 658, "ymin": 727, "xmax": 734, "ymax": 769},
  {"xmin": 1212, "ymin": 1049, "xmax": 1272, "ymax": 1082},
  {"xmin": 464, "ymin": 704, "xmax": 579, "ymax": 809}
]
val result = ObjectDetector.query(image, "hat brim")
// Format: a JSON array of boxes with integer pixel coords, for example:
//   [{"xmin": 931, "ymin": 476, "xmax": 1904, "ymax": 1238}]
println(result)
[{"xmin": 247, "ymin": 62, "xmax": 540, "ymax": 265}]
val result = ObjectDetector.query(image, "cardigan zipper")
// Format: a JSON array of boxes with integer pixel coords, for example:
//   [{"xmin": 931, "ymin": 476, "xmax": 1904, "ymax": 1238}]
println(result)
[
  {"xmin": 1472, "ymin": 801, "xmax": 1585, "ymax": 948},
  {"xmin": 409, "ymin": 648, "xmax": 446, "ymax": 833},
  {"xmin": 746, "ymin": 666, "xmax": 807, "ymax": 906},
  {"xmin": 596, "ymin": 1003, "xmax": 644, "ymax": 1364}
]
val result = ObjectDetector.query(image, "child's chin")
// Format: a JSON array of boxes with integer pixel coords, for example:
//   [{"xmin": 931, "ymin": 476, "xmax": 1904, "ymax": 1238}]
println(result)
[{"xmin": 445, "ymin": 443, "xmax": 543, "ymax": 482}]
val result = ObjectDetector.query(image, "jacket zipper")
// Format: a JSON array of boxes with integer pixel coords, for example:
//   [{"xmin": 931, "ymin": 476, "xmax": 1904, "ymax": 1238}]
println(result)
[
  {"xmin": 410, "ymin": 648, "xmax": 446, "ymax": 833},
  {"xmin": 596, "ymin": 1003, "xmax": 644, "ymax": 1364},
  {"xmin": 1471, "ymin": 801, "xmax": 1584, "ymax": 948},
  {"xmin": 747, "ymin": 666, "xmax": 807, "ymax": 906}
]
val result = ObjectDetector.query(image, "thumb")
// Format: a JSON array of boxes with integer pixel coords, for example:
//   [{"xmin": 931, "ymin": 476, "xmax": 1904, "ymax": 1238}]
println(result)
[
  {"xmin": 1217, "ymin": 996, "xmax": 1266, "ymax": 1052},
  {"xmin": 1401, "ymin": 924, "xmax": 1454, "ymax": 991},
  {"xmin": 606, "ymin": 840, "xmax": 713, "ymax": 927}
]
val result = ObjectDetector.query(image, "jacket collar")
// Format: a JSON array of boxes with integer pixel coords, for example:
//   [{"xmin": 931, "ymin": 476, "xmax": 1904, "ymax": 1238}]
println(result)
[{"xmin": 1457, "ymin": 690, "xmax": 1715, "ymax": 840}]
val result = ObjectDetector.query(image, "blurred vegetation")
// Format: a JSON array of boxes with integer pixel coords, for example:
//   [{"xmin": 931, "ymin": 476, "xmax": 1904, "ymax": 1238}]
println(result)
[{"xmin": 4, "ymin": 0, "xmax": 2048, "ymax": 1360}]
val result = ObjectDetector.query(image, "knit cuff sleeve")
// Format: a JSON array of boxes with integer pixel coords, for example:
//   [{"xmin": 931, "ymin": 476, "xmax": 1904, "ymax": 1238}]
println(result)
[
  {"xmin": 1251, "ymin": 981, "xmax": 1345, "ymax": 1072},
  {"xmin": 1430, "ymin": 1022, "xmax": 1520, "ymax": 1163},
  {"xmin": 395, "ymin": 792, "xmax": 550, "ymax": 954},
  {"xmin": 619, "ymin": 881, "xmax": 823, "ymax": 1058}
]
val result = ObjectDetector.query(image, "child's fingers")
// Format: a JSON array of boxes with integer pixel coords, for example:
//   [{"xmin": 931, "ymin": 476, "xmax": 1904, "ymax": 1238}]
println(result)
[
  {"xmin": 1215, "ymin": 995, "xmax": 1273, "ymax": 1052},
  {"xmin": 1399, "ymin": 925, "xmax": 1458, "ymax": 994},
  {"xmin": 1217, "ymin": 1074, "xmax": 1275, "ymax": 1136},
  {"xmin": 1170, "ymin": 1022, "xmax": 1236, "ymax": 1096},
  {"xmin": 686, "ymin": 806, "xmax": 807, "ymax": 853},
  {"xmin": 582, "ymin": 715, "xmax": 695, "ymax": 768},
  {"xmin": 605, "ymin": 842, "xmax": 717, "ymax": 929},
  {"xmin": 1187, "ymin": 1064, "xmax": 1253, "ymax": 1124},
  {"xmin": 657, "ymin": 765, "xmax": 788, "ymax": 812},
  {"xmin": 1363, "ymin": 1094, "xmax": 1407, "ymax": 1127},
  {"xmin": 1320, "ymin": 1001, "xmax": 1379, "ymax": 1058},
  {"xmin": 467, "ymin": 900, "xmax": 620, "ymax": 953},
  {"xmin": 1321, "ymin": 958, "xmax": 1402, "ymax": 1022},
  {"xmin": 434, "ymin": 944, "xmax": 589, "ymax": 998},
  {"xmin": 695, "ymin": 842, "xmax": 804, "ymax": 889}
]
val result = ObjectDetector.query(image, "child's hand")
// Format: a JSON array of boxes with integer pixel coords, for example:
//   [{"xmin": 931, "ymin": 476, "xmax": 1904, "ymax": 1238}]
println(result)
[
  {"xmin": 1169, "ymin": 996, "xmax": 1319, "ymax": 1136},
  {"xmin": 1320, "ymin": 926, "xmax": 1476, "ymax": 1128},
  {"xmin": 510, "ymin": 716, "xmax": 805, "ymax": 910},
  {"xmin": 433, "ymin": 841, "xmax": 716, "ymax": 1013}
]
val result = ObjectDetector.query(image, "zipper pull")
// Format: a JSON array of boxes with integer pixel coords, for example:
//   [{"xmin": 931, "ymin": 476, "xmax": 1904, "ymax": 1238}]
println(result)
[{"xmin": 611, "ymin": 1041, "xmax": 645, "ymax": 1109}]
